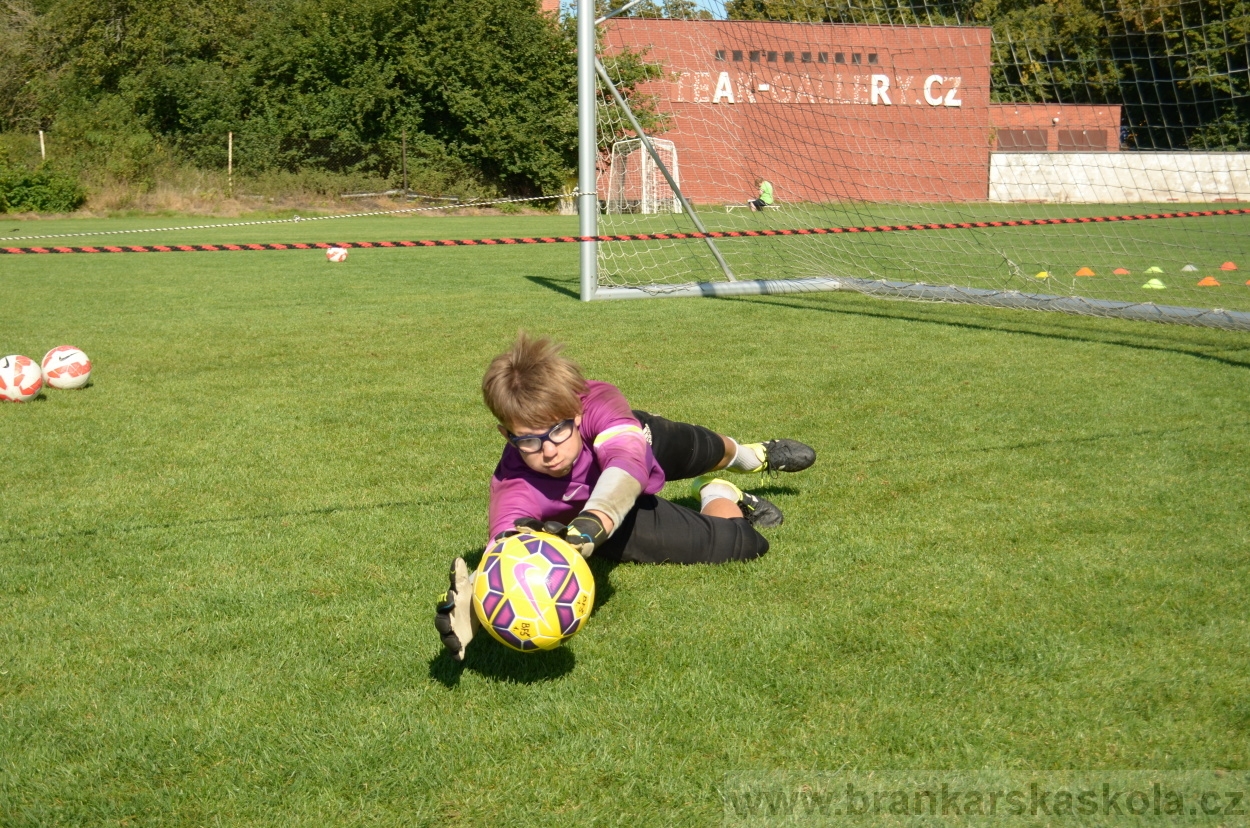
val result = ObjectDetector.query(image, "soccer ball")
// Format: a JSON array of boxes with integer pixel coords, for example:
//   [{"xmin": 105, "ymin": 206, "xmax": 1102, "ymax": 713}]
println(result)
[
  {"xmin": 0, "ymin": 354, "xmax": 44, "ymax": 402},
  {"xmin": 472, "ymin": 531, "xmax": 595, "ymax": 652},
  {"xmin": 326, "ymin": 246, "xmax": 348, "ymax": 262},
  {"xmin": 41, "ymin": 345, "xmax": 92, "ymax": 390}
]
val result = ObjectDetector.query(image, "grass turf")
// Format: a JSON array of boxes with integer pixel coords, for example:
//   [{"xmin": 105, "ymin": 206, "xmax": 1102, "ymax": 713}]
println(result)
[{"xmin": 1, "ymin": 213, "xmax": 1248, "ymax": 825}]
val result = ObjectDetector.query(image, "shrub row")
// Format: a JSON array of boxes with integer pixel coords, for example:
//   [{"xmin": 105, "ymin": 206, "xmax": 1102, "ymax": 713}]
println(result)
[{"xmin": 0, "ymin": 167, "xmax": 86, "ymax": 213}]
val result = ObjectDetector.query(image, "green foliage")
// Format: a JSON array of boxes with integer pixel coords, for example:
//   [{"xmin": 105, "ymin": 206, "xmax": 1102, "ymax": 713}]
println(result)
[
  {"xmin": 1114, "ymin": 0, "xmax": 1250, "ymax": 148},
  {"xmin": 227, "ymin": 0, "xmax": 578, "ymax": 194},
  {"xmin": 1188, "ymin": 108, "xmax": 1250, "ymax": 150},
  {"xmin": 605, "ymin": 0, "xmax": 714, "ymax": 19},
  {"xmin": 48, "ymin": 93, "xmax": 170, "ymax": 185},
  {"xmin": 597, "ymin": 47, "xmax": 672, "ymax": 149},
  {"xmin": 0, "ymin": 0, "xmax": 578, "ymax": 195},
  {"xmin": 0, "ymin": 165, "xmax": 87, "ymax": 212},
  {"xmin": 0, "ymin": 0, "xmax": 1245, "ymax": 191},
  {"xmin": 725, "ymin": 0, "xmax": 963, "ymax": 25},
  {"xmin": 722, "ymin": 0, "xmax": 1248, "ymax": 150},
  {"xmin": 0, "ymin": 0, "xmax": 41, "ymax": 132},
  {"xmin": 982, "ymin": 0, "xmax": 1123, "ymax": 105}
]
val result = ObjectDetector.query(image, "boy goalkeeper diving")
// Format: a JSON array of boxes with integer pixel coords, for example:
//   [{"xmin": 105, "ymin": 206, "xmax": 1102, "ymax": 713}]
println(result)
[{"xmin": 434, "ymin": 333, "xmax": 816, "ymax": 660}]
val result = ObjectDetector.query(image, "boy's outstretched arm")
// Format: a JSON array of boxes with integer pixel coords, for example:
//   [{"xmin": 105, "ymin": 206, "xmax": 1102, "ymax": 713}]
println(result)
[
  {"xmin": 572, "ymin": 467, "xmax": 643, "ymax": 554},
  {"xmin": 497, "ymin": 465, "xmax": 642, "ymax": 558},
  {"xmin": 531, "ymin": 462, "xmax": 645, "ymax": 558}
]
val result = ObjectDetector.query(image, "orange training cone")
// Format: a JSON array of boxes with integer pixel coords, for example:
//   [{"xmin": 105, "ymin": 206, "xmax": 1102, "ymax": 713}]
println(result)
[
  {"xmin": 1113, "ymin": 267, "xmax": 1131, "ymax": 275},
  {"xmin": 1221, "ymin": 261, "xmax": 1238, "ymax": 271},
  {"xmin": 1075, "ymin": 267, "xmax": 1096, "ymax": 276},
  {"xmin": 1197, "ymin": 276, "xmax": 1220, "ymax": 287}
]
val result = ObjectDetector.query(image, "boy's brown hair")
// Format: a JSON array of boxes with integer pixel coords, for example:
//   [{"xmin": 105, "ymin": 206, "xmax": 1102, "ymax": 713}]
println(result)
[{"xmin": 482, "ymin": 332, "xmax": 588, "ymax": 431}]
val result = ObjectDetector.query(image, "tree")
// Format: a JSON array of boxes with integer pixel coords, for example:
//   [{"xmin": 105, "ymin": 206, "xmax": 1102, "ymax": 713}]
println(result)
[
  {"xmin": 3, "ymin": 0, "xmax": 582, "ymax": 193},
  {"xmin": 0, "ymin": 0, "xmax": 42, "ymax": 132}
]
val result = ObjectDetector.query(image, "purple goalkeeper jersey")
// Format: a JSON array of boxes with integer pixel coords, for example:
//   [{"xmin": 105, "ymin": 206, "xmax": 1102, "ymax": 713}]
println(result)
[{"xmin": 488, "ymin": 380, "xmax": 665, "ymax": 539}]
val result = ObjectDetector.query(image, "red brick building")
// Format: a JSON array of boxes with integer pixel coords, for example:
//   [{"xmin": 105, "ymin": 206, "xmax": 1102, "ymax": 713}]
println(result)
[
  {"xmin": 601, "ymin": 19, "xmax": 1121, "ymax": 203},
  {"xmin": 990, "ymin": 103, "xmax": 1121, "ymax": 152}
]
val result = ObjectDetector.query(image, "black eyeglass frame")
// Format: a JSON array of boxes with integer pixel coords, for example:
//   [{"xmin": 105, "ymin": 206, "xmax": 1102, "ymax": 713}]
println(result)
[{"xmin": 506, "ymin": 418, "xmax": 577, "ymax": 454}]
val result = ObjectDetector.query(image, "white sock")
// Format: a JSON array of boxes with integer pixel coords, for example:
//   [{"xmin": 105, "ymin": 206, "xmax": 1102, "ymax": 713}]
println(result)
[
  {"xmin": 727, "ymin": 440, "xmax": 766, "ymax": 473},
  {"xmin": 699, "ymin": 479, "xmax": 741, "ymax": 511}
]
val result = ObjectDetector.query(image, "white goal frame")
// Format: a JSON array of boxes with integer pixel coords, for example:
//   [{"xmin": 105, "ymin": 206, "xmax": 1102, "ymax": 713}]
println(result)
[{"xmin": 605, "ymin": 138, "xmax": 682, "ymax": 215}]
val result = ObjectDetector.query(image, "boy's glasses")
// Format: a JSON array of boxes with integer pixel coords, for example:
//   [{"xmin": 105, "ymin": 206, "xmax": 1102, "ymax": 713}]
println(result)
[{"xmin": 506, "ymin": 419, "xmax": 576, "ymax": 454}]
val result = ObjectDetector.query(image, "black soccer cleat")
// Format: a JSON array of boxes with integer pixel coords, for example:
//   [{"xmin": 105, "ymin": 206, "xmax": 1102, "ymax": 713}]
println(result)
[
  {"xmin": 760, "ymin": 439, "xmax": 816, "ymax": 473},
  {"xmin": 738, "ymin": 491, "xmax": 784, "ymax": 529}
]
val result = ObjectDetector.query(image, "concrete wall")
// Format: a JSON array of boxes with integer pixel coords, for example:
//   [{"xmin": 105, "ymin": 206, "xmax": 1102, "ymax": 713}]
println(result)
[{"xmin": 990, "ymin": 152, "xmax": 1250, "ymax": 203}]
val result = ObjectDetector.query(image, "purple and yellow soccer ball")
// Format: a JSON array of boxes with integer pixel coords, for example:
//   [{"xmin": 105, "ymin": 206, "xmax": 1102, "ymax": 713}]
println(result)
[{"xmin": 472, "ymin": 531, "xmax": 595, "ymax": 652}]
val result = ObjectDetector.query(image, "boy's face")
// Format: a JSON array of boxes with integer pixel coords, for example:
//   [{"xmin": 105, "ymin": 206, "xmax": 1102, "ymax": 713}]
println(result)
[{"xmin": 500, "ymin": 415, "xmax": 583, "ymax": 478}]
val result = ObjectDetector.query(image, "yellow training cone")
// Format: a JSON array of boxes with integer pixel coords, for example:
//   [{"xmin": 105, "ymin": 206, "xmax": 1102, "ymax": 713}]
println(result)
[
  {"xmin": 1145, "ymin": 266, "xmax": 1164, "ymax": 274},
  {"xmin": 1034, "ymin": 271, "xmax": 1051, "ymax": 279},
  {"xmin": 1142, "ymin": 278, "xmax": 1166, "ymax": 289}
]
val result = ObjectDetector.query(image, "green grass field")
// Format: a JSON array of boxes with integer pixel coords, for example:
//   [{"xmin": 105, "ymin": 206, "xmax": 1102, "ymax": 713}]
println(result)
[{"xmin": 1, "ymin": 212, "xmax": 1248, "ymax": 826}]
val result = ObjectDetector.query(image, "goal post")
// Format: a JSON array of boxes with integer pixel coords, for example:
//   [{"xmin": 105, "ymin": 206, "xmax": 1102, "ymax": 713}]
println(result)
[
  {"xmin": 577, "ymin": 0, "xmax": 1250, "ymax": 331},
  {"xmin": 576, "ymin": 0, "xmax": 598, "ymax": 302}
]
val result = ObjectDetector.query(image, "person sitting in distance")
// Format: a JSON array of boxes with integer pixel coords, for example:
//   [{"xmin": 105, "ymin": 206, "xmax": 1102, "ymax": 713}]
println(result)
[{"xmin": 749, "ymin": 178, "xmax": 774, "ymax": 211}]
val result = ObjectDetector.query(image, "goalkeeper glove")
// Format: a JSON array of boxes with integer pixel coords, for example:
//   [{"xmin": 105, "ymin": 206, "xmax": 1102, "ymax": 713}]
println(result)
[
  {"xmin": 538, "ymin": 512, "xmax": 608, "ymax": 558},
  {"xmin": 493, "ymin": 518, "xmax": 545, "ymax": 541},
  {"xmin": 433, "ymin": 557, "xmax": 478, "ymax": 662}
]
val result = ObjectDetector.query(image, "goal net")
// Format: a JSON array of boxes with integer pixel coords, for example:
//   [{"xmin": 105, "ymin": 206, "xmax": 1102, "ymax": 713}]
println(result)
[{"xmin": 587, "ymin": 0, "xmax": 1250, "ymax": 329}]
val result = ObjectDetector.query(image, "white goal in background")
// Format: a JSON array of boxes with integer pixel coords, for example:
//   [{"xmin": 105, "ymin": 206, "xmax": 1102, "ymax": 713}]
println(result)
[{"xmin": 605, "ymin": 138, "xmax": 682, "ymax": 215}]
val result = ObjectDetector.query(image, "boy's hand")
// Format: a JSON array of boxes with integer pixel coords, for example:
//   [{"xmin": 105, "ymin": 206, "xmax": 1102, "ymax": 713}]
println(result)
[
  {"xmin": 433, "ymin": 557, "xmax": 478, "ymax": 662},
  {"xmin": 493, "ymin": 518, "xmax": 545, "ymax": 541},
  {"xmin": 540, "ymin": 512, "xmax": 609, "ymax": 558}
]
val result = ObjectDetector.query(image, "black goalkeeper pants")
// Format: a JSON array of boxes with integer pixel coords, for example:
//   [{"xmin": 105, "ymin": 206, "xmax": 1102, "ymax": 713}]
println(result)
[{"xmin": 594, "ymin": 411, "xmax": 770, "ymax": 565}]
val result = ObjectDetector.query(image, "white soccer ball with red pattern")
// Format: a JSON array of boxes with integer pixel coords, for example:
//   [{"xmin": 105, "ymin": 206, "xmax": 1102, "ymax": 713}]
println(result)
[
  {"xmin": 326, "ymin": 246, "xmax": 348, "ymax": 262},
  {"xmin": 41, "ymin": 345, "xmax": 92, "ymax": 390},
  {"xmin": 0, "ymin": 354, "xmax": 44, "ymax": 402}
]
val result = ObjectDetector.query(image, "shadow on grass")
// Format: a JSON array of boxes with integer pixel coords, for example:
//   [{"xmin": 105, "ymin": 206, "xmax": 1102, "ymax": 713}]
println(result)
[
  {"xmin": 519, "ymin": 275, "xmax": 1248, "ymax": 367},
  {"xmin": 524, "ymin": 275, "xmax": 579, "ymax": 300},
  {"xmin": 719, "ymin": 293, "xmax": 1250, "ymax": 370},
  {"xmin": 429, "ymin": 643, "xmax": 576, "ymax": 687},
  {"xmin": 586, "ymin": 554, "xmax": 619, "ymax": 616},
  {"xmin": 460, "ymin": 546, "xmax": 485, "ymax": 572}
]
